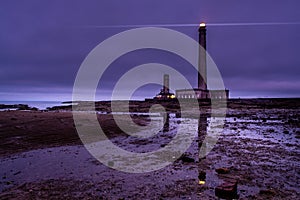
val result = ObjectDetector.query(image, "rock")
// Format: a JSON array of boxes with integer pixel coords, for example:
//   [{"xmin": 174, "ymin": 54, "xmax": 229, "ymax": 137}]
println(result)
[
  {"xmin": 198, "ymin": 170, "xmax": 206, "ymax": 180},
  {"xmin": 13, "ymin": 171, "xmax": 21, "ymax": 176},
  {"xmin": 108, "ymin": 161, "xmax": 114, "ymax": 167},
  {"xmin": 180, "ymin": 155, "xmax": 195, "ymax": 163},
  {"xmin": 267, "ymin": 128, "xmax": 275, "ymax": 133},
  {"xmin": 14, "ymin": 125, "xmax": 22, "ymax": 129},
  {"xmin": 215, "ymin": 179, "xmax": 238, "ymax": 199},
  {"xmin": 259, "ymin": 189, "xmax": 276, "ymax": 196},
  {"xmin": 216, "ymin": 167, "xmax": 230, "ymax": 174}
]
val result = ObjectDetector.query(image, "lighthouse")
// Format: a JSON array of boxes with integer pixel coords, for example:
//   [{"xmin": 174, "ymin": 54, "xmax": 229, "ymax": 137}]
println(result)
[
  {"xmin": 198, "ymin": 22, "xmax": 207, "ymax": 91},
  {"xmin": 151, "ymin": 22, "xmax": 229, "ymax": 101},
  {"xmin": 175, "ymin": 22, "xmax": 229, "ymax": 100}
]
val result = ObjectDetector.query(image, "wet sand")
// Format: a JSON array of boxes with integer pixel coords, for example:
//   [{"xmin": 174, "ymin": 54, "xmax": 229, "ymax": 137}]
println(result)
[
  {"xmin": 0, "ymin": 99, "xmax": 299, "ymax": 199},
  {"xmin": 199, "ymin": 107, "xmax": 300, "ymax": 199}
]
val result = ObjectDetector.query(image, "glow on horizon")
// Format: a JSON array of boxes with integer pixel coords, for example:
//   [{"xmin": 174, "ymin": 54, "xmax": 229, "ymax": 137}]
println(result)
[
  {"xmin": 84, "ymin": 22, "xmax": 300, "ymax": 29},
  {"xmin": 1, "ymin": 91, "xmax": 299, "ymax": 102}
]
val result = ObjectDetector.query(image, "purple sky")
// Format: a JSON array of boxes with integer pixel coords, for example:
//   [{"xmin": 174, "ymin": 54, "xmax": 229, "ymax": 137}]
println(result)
[{"xmin": 1, "ymin": 0, "xmax": 300, "ymax": 101}]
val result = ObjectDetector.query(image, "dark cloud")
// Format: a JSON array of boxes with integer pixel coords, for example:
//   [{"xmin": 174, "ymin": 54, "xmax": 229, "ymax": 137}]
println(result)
[{"xmin": 0, "ymin": 0, "xmax": 300, "ymax": 100}]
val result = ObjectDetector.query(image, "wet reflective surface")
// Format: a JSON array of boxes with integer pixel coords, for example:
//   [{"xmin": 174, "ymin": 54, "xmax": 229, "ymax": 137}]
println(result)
[
  {"xmin": 0, "ymin": 105, "xmax": 299, "ymax": 199},
  {"xmin": 0, "ymin": 112, "xmax": 200, "ymax": 199},
  {"xmin": 198, "ymin": 108, "xmax": 300, "ymax": 199}
]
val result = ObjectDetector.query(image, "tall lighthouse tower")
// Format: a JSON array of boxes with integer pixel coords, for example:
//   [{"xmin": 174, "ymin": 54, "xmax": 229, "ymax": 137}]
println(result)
[
  {"xmin": 198, "ymin": 22, "xmax": 207, "ymax": 91},
  {"xmin": 174, "ymin": 22, "xmax": 230, "ymax": 100}
]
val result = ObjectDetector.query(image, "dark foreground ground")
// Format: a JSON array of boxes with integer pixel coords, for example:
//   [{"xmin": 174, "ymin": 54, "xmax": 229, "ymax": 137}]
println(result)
[{"xmin": 0, "ymin": 99, "xmax": 299, "ymax": 199}]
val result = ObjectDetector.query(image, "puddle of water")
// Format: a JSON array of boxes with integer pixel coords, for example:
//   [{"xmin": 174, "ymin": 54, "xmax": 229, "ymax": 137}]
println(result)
[{"xmin": 0, "ymin": 114, "xmax": 200, "ymax": 195}]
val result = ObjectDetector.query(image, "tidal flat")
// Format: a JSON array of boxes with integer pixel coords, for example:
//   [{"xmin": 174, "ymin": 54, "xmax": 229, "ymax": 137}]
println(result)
[{"xmin": 0, "ymin": 99, "xmax": 299, "ymax": 199}]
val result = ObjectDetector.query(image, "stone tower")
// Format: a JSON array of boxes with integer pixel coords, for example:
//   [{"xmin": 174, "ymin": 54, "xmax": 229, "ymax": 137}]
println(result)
[{"xmin": 198, "ymin": 22, "xmax": 207, "ymax": 91}]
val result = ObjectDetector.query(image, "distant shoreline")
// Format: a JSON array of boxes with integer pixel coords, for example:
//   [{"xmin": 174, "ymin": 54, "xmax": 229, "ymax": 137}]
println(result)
[{"xmin": 0, "ymin": 98, "xmax": 299, "ymax": 112}]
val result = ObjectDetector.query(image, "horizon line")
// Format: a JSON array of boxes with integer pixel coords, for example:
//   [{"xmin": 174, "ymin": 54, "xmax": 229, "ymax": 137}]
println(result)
[{"xmin": 82, "ymin": 22, "xmax": 300, "ymax": 29}]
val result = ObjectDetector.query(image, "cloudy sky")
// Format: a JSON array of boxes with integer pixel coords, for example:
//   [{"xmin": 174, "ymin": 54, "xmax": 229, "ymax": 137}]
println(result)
[{"xmin": 1, "ymin": 0, "xmax": 300, "ymax": 101}]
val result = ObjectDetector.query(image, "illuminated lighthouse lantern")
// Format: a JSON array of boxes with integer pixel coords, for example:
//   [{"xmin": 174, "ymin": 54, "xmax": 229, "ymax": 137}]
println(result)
[{"xmin": 200, "ymin": 22, "xmax": 206, "ymax": 27}]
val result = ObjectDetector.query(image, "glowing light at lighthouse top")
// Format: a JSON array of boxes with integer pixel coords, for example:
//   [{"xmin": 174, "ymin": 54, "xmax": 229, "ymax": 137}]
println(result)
[{"xmin": 199, "ymin": 22, "xmax": 206, "ymax": 27}]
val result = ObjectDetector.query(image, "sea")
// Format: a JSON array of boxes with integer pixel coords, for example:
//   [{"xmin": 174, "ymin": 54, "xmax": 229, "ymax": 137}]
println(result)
[{"xmin": 0, "ymin": 101, "xmax": 64, "ymax": 110}]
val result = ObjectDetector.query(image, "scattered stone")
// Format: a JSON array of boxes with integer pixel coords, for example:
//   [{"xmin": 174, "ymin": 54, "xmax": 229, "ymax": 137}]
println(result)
[
  {"xmin": 259, "ymin": 189, "xmax": 276, "ymax": 196},
  {"xmin": 160, "ymin": 144, "xmax": 166, "ymax": 148},
  {"xmin": 267, "ymin": 128, "xmax": 275, "ymax": 133},
  {"xmin": 216, "ymin": 167, "xmax": 230, "ymax": 174},
  {"xmin": 108, "ymin": 161, "xmax": 114, "ymax": 167},
  {"xmin": 179, "ymin": 155, "xmax": 195, "ymax": 163},
  {"xmin": 13, "ymin": 171, "xmax": 21, "ymax": 176},
  {"xmin": 215, "ymin": 179, "xmax": 238, "ymax": 199},
  {"xmin": 5, "ymin": 181, "xmax": 12, "ymax": 185},
  {"xmin": 198, "ymin": 170, "xmax": 206, "ymax": 181}
]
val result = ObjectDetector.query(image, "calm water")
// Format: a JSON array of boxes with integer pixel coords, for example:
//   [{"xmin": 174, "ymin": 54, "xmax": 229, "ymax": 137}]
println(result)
[{"xmin": 0, "ymin": 101, "xmax": 63, "ymax": 110}]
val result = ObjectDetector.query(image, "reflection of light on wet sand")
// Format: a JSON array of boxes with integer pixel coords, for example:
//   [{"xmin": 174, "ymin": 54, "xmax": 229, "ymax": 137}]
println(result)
[
  {"xmin": 199, "ymin": 180, "xmax": 205, "ymax": 185},
  {"xmin": 86, "ymin": 114, "xmax": 198, "ymax": 172}
]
